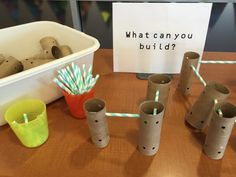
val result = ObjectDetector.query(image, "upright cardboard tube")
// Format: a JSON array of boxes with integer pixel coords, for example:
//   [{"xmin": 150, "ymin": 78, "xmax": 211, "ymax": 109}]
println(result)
[
  {"xmin": 185, "ymin": 81, "xmax": 230, "ymax": 130},
  {"xmin": 84, "ymin": 98, "xmax": 109, "ymax": 148},
  {"xmin": 138, "ymin": 100, "xmax": 165, "ymax": 156},
  {"xmin": 178, "ymin": 51, "xmax": 200, "ymax": 95},
  {"xmin": 59, "ymin": 45, "xmax": 73, "ymax": 57},
  {"xmin": 0, "ymin": 56, "xmax": 23, "ymax": 78},
  {"xmin": 40, "ymin": 36, "xmax": 59, "ymax": 50},
  {"xmin": 204, "ymin": 102, "xmax": 236, "ymax": 160},
  {"xmin": 146, "ymin": 74, "xmax": 171, "ymax": 107}
]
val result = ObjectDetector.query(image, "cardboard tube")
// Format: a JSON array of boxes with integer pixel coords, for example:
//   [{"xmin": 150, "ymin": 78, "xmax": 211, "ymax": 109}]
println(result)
[
  {"xmin": 178, "ymin": 51, "xmax": 200, "ymax": 95},
  {"xmin": 84, "ymin": 98, "xmax": 110, "ymax": 148},
  {"xmin": 40, "ymin": 36, "xmax": 59, "ymax": 50},
  {"xmin": 0, "ymin": 54, "xmax": 4, "ymax": 64},
  {"xmin": 185, "ymin": 81, "xmax": 230, "ymax": 130},
  {"xmin": 138, "ymin": 100, "xmax": 165, "ymax": 156},
  {"xmin": 146, "ymin": 74, "xmax": 171, "ymax": 107},
  {"xmin": 204, "ymin": 102, "xmax": 236, "ymax": 160},
  {"xmin": 21, "ymin": 58, "xmax": 54, "ymax": 70},
  {"xmin": 59, "ymin": 45, "xmax": 73, "ymax": 57},
  {"xmin": 33, "ymin": 46, "xmax": 62, "ymax": 59},
  {"xmin": 0, "ymin": 56, "xmax": 23, "ymax": 78}
]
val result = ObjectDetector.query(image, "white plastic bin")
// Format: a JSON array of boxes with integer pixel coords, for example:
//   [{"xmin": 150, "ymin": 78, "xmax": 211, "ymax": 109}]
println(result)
[{"xmin": 0, "ymin": 21, "xmax": 100, "ymax": 126}]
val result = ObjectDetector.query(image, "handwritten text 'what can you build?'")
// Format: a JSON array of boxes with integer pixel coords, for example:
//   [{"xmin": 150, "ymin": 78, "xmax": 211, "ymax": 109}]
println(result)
[{"xmin": 125, "ymin": 31, "xmax": 193, "ymax": 51}]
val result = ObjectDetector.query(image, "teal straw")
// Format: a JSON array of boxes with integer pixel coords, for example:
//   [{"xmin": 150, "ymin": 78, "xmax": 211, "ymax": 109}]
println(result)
[
  {"xmin": 105, "ymin": 112, "xmax": 140, "ymax": 118},
  {"xmin": 85, "ymin": 65, "xmax": 92, "ymax": 87},
  {"xmin": 191, "ymin": 65, "xmax": 207, "ymax": 86},
  {"xmin": 58, "ymin": 75, "xmax": 77, "ymax": 94},
  {"xmin": 59, "ymin": 69, "xmax": 75, "ymax": 90},
  {"xmin": 153, "ymin": 90, "xmax": 159, "ymax": 115},
  {"xmin": 76, "ymin": 65, "xmax": 84, "ymax": 93},
  {"xmin": 71, "ymin": 63, "xmax": 82, "ymax": 94},
  {"xmin": 82, "ymin": 64, "xmax": 87, "ymax": 84},
  {"xmin": 54, "ymin": 63, "xmax": 99, "ymax": 95},
  {"xmin": 23, "ymin": 113, "xmax": 29, "ymax": 123},
  {"xmin": 214, "ymin": 99, "xmax": 223, "ymax": 117},
  {"xmin": 87, "ymin": 75, "xmax": 99, "ymax": 92},
  {"xmin": 61, "ymin": 69, "xmax": 78, "ymax": 93},
  {"xmin": 53, "ymin": 78, "xmax": 74, "ymax": 95},
  {"xmin": 66, "ymin": 66, "xmax": 77, "ymax": 84},
  {"xmin": 200, "ymin": 60, "xmax": 236, "ymax": 64}
]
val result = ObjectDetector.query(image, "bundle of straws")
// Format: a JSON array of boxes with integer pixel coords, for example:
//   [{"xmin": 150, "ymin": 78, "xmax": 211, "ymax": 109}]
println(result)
[{"xmin": 53, "ymin": 63, "xmax": 99, "ymax": 95}]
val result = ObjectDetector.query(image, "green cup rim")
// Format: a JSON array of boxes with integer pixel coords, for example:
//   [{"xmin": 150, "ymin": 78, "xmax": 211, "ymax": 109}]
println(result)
[{"xmin": 5, "ymin": 99, "xmax": 46, "ymax": 125}]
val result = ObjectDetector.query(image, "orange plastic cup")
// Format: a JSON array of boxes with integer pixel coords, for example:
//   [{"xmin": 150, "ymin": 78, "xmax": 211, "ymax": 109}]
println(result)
[{"xmin": 63, "ymin": 89, "xmax": 94, "ymax": 119}]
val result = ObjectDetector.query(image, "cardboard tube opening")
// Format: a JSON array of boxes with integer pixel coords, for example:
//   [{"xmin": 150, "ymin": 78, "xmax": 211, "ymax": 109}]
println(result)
[
  {"xmin": 84, "ymin": 98, "xmax": 105, "ymax": 113},
  {"xmin": 215, "ymin": 102, "xmax": 236, "ymax": 118},
  {"xmin": 149, "ymin": 74, "xmax": 171, "ymax": 85},
  {"xmin": 40, "ymin": 37, "xmax": 58, "ymax": 49},
  {"xmin": 184, "ymin": 51, "xmax": 200, "ymax": 60},
  {"xmin": 140, "ymin": 101, "xmax": 164, "ymax": 115},
  {"xmin": 211, "ymin": 82, "xmax": 229, "ymax": 95},
  {"xmin": 52, "ymin": 46, "xmax": 62, "ymax": 59}
]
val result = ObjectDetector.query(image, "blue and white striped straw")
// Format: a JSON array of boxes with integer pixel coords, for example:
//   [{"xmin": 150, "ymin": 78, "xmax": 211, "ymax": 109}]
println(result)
[
  {"xmin": 23, "ymin": 113, "xmax": 29, "ymax": 123},
  {"xmin": 58, "ymin": 75, "xmax": 76, "ymax": 94},
  {"xmin": 54, "ymin": 63, "xmax": 99, "ymax": 95},
  {"xmin": 200, "ymin": 60, "xmax": 236, "ymax": 64},
  {"xmin": 71, "ymin": 63, "xmax": 81, "ymax": 92},
  {"xmin": 82, "ymin": 64, "xmax": 87, "ymax": 83},
  {"xmin": 105, "ymin": 112, "xmax": 140, "ymax": 118},
  {"xmin": 61, "ymin": 69, "xmax": 79, "ymax": 93},
  {"xmin": 153, "ymin": 90, "xmax": 159, "ymax": 115},
  {"xmin": 191, "ymin": 65, "xmax": 207, "ymax": 86},
  {"xmin": 53, "ymin": 78, "xmax": 74, "ymax": 95},
  {"xmin": 155, "ymin": 90, "xmax": 159, "ymax": 102},
  {"xmin": 214, "ymin": 99, "xmax": 223, "ymax": 117}
]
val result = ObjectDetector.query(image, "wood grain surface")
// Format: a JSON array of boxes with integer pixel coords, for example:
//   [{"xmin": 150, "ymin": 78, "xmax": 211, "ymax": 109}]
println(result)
[{"xmin": 0, "ymin": 49, "xmax": 235, "ymax": 177}]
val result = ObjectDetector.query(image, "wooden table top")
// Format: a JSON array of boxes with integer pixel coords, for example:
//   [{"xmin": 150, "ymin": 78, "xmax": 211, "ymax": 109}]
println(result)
[{"xmin": 0, "ymin": 49, "xmax": 236, "ymax": 177}]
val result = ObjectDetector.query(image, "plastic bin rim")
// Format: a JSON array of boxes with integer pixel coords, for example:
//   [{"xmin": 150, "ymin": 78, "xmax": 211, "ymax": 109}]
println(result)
[{"xmin": 0, "ymin": 21, "xmax": 100, "ymax": 87}]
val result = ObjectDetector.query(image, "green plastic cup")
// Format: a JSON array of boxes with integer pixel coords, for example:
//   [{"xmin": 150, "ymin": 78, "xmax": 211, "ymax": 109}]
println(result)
[{"xmin": 5, "ymin": 99, "xmax": 49, "ymax": 148}]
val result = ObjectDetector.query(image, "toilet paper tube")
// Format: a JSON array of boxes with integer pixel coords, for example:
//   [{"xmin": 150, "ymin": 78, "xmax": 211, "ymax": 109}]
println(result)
[
  {"xmin": 59, "ymin": 45, "xmax": 73, "ymax": 57},
  {"xmin": 178, "ymin": 51, "xmax": 200, "ymax": 95},
  {"xmin": 185, "ymin": 81, "xmax": 230, "ymax": 130},
  {"xmin": 40, "ymin": 36, "xmax": 59, "ymax": 50},
  {"xmin": 0, "ymin": 56, "xmax": 23, "ymax": 79},
  {"xmin": 84, "ymin": 98, "xmax": 110, "ymax": 148},
  {"xmin": 0, "ymin": 54, "xmax": 5, "ymax": 64},
  {"xmin": 146, "ymin": 74, "xmax": 171, "ymax": 107},
  {"xmin": 33, "ymin": 46, "xmax": 62, "ymax": 59},
  {"xmin": 138, "ymin": 100, "xmax": 165, "ymax": 156},
  {"xmin": 21, "ymin": 58, "xmax": 54, "ymax": 70},
  {"xmin": 204, "ymin": 102, "xmax": 236, "ymax": 160}
]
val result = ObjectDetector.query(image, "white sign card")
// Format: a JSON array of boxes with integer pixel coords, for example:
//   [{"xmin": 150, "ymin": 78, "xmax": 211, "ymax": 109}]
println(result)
[{"xmin": 113, "ymin": 3, "xmax": 212, "ymax": 73}]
